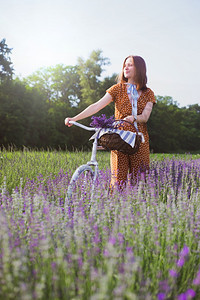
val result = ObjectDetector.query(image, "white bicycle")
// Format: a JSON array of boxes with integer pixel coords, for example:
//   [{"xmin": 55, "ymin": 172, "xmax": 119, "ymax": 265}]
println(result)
[
  {"xmin": 66, "ymin": 121, "xmax": 101, "ymax": 200},
  {"xmin": 66, "ymin": 119, "xmax": 143, "ymax": 201}
]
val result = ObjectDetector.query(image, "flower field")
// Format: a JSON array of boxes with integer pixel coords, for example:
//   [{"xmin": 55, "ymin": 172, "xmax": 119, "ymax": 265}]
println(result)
[{"xmin": 0, "ymin": 150, "xmax": 200, "ymax": 299}]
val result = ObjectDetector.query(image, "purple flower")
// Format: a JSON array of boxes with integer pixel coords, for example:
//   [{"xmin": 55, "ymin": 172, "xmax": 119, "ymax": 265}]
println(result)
[
  {"xmin": 193, "ymin": 269, "xmax": 200, "ymax": 285},
  {"xmin": 185, "ymin": 289, "xmax": 196, "ymax": 298},
  {"xmin": 178, "ymin": 289, "xmax": 196, "ymax": 300},
  {"xmin": 108, "ymin": 236, "xmax": 116, "ymax": 245},
  {"xmin": 103, "ymin": 249, "xmax": 110, "ymax": 257},
  {"xmin": 126, "ymin": 247, "xmax": 133, "ymax": 254},
  {"xmin": 51, "ymin": 262, "xmax": 57, "ymax": 270},
  {"xmin": 180, "ymin": 245, "xmax": 189, "ymax": 257},
  {"xmin": 78, "ymin": 257, "xmax": 83, "ymax": 267},
  {"xmin": 90, "ymin": 114, "xmax": 115, "ymax": 128},
  {"xmin": 118, "ymin": 232, "xmax": 124, "ymax": 244},
  {"xmin": 176, "ymin": 245, "xmax": 189, "ymax": 268},
  {"xmin": 178, "ymin": 294, "xmax": 187, "ymax": 300},
  {"xmin": 177, "ymin": 257, "xmax": 185, "ymax": 267},
  {"xmin": 157, "ymin": 293, "xmax": 165, "ymax": 300},
  {"xmin": 159, "ymin": 280, "xmax": 170, "ymax": 292},
  {"xmin": 169, "ymin": 269, "xmax": 178, "ymax": 277}
]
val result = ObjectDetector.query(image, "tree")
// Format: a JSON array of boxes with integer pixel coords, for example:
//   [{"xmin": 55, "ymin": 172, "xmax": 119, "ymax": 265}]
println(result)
[
  {"xmin": 93, "ymin": 74, "xmax": 117, "ymax": 117},
  {"xmin": 77, "ymin": 50, "xmax": 110, "ymax": 106},
  {"xmin": 148, "ymin": 97, "xmax": 200, "ymax": 153},
  {"xmin": 25, "ymin": 67, "xmax": 57, "ymax": 103},
  {"xmin": 0, "ymin": 39, "xmax": 14, "ymax": 82},
  {"xmin": 25, "ymin": 64, "xmax": 81, "ymax": 106},
  {"xmin": 50, "ymin": 64, "xmax": 81, "ymax": 106},
  {"xmin": 0, "ymin": 80, "xmax": 49, "ymax": 149},
  {"xmin": 148, "ymin": 96, "xmax": 183, "ymax": 153},
  {"xmin": 179, "ymin": 104, "xmax": 200, "ymax": 152}
]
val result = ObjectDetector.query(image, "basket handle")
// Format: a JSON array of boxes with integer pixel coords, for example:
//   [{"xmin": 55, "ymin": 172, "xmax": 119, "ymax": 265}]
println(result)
[{"xmin": 113, "ymin": 119, "xmax": 139, "ymax": 133}]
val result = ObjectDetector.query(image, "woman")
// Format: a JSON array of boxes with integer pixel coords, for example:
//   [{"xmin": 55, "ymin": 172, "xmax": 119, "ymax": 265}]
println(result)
[{"xmin": 65, "ymin": 55, "xmax": 156, "ymax": 188}]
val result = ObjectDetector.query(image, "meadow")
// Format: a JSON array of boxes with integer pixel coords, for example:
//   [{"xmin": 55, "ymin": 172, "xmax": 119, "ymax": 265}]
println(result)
[{"xmin": 0, "ymin": 149, "xmax": 200, "ymax": 299}]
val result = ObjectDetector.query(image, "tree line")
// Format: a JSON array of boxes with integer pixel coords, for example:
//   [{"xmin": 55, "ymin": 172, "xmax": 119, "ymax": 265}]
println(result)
[{"xmin": 0, "ymin": 39, "xmax": 200, "ymax": 153}]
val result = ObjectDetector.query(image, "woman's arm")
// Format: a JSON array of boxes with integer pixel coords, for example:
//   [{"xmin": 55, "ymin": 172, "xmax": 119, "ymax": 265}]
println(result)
[
  {"xmin": 65, "ymin": 93, "xmax": 112, "ymax": 126},
  {"xmin": 124, "ymin": 102, "xmax": 153, "ymax": 124}
]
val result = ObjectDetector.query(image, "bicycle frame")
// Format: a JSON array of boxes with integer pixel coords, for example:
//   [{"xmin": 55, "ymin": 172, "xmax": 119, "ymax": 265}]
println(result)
[{"xmin": 69, "ymin": 121, "xmax": 99, "ymax": 180}]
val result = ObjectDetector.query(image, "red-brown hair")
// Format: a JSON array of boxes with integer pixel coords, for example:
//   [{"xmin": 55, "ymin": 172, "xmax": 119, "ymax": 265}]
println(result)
[{"xmin": 118, "ymin": 55, "xmax": 147, "ymax": 91}]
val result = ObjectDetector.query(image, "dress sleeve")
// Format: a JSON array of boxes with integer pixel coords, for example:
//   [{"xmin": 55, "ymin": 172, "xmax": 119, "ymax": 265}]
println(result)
[
  {"xmin": 106, "ymin": 84, "xmax": 119, "ymax": 102},
  {"xmin": 147, "ymin": 88, "xmax": 156, "ymax": 105}
]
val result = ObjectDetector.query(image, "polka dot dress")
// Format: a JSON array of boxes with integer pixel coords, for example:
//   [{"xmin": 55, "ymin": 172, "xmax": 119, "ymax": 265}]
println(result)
[{"xmin": 106, "ymin": 83, "xmax": 156, "ymax": 186}]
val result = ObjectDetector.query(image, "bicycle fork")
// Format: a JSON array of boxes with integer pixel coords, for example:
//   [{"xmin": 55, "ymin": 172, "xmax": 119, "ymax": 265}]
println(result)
[{"xmin": 87, "ymin": 137, "xmax": 99, "ymax": 183}]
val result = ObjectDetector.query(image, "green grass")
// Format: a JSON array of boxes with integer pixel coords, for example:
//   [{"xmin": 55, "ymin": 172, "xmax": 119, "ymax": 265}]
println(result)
[
  {"xmin": 1, "ymin": 148, "xmax": 199, "ymax": 192},
  {"xmin": 0, "ymin": 148, "xmax": 110, "ymax": 192}
]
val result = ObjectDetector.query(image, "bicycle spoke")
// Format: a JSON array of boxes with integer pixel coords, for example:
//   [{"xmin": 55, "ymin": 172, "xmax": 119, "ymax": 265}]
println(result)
[{"xmin": 67, "ymin": 165, "xmax": 95, "ymax": 201}]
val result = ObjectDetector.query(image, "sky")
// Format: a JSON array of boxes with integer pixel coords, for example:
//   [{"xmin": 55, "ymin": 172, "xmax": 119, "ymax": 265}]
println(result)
[{"xmin": 1, "ymin": 0, "xmax": 200, "ymax": 107}]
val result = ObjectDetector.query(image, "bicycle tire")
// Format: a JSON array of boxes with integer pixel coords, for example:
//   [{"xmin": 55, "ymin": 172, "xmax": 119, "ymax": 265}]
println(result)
[{"xmin": 67, "ymin": 164, "xmax": 95, "ymax": 200}]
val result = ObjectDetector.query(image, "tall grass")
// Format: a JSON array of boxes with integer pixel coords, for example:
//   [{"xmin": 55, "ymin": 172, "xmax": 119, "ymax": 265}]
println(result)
[
  {"xmin": 0, "ymin": 149, "xmax": 200, "ymax": 299},
  {"xmin": 0, "ymin": 148, "xmax": 198, "ymax": 192},
  {"xmin": 0, "ymin": 148, "xmax": 110, "ymax": 193}
]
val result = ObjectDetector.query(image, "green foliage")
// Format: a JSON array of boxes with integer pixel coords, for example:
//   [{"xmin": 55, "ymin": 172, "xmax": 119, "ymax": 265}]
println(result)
[
  {"xmin": 148, "ymin": 96, "xmax": 200, "ymax": 153},
  {"xmin": 0, "ymin": 80, "xmax": 48, "ymax": 148},
  {"xmin": 77, "ymin": 49, "xmax": 110, "ymax": 106},
  {"xmin": 179, "ymin": 104, "xmax": 200, "ymax": 151},
  {"xmin": 148, "ymin": 96, "xmax": 182, "ymax": 152},
  {"xmin": 25, "ymin": 64, "xmax": 81, "ymax": 106},
  {"xmin": 0, "ymin": 39, "xmax": 14, "ymax": 82},
  {"xmin": 0, "ymin": 149, "xmax": 111, "ymax": 192},
  {"xmin": 0, "ymin": 47, "xmax": 199, "ymax": 153}
]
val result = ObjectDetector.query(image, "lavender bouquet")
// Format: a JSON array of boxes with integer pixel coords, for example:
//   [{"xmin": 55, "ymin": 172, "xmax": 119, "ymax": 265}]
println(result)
[
  {"xmin": 90, "ymin": 114, "xmax": 115, "ymax": 129},
  {"xmin": 90, "ymin": 114, "xmax": 127, "ymax": 131}
]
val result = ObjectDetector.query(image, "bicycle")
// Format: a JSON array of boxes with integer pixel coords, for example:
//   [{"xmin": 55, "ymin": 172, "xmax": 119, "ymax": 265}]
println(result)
[
  {"xmin": 66, "ymin": 121, "xmax": 101, "ymax": 201},
  {"xmin": 66, "ymin": 119, "xmax": 143, "ymax": 201}
]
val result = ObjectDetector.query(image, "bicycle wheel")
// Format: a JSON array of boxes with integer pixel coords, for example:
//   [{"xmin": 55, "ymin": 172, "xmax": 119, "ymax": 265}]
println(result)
[{"xmin": 67, "ymin": 164, "xmax": 95, "ymax": 200}]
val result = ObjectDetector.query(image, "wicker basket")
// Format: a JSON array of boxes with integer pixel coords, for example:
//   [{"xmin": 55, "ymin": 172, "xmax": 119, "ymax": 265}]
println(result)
[{"xmin": 98, "ymin": 120, "xmax": 142, "ymax": 155}]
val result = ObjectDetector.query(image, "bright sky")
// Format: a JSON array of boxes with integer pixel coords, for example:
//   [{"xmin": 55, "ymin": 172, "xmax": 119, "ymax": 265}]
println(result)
[{"xmin": 1, "ymin": 0, "xmax": 200, "ymax": 107}]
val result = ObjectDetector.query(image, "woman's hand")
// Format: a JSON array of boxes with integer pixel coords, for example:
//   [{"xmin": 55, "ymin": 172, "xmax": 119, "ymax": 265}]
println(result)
[
  {"xmin": 64, "ymin": 117, "xmax": 75, "ymax": 127},
  {"xmin": 123, "ymin": 115, "xmax": 135, "ymax": 123}
]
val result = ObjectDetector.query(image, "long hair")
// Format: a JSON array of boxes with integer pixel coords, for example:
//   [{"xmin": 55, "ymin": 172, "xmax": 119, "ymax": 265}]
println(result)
[{"xmin": 118, "ymin": 55, "xmax": 147, "ymax": 91}]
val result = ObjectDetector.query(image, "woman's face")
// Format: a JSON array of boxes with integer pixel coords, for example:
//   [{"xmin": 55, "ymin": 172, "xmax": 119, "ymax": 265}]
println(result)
[{"xmin": 123, "ymin": 57, "xmax": 136, "ymax": 83}]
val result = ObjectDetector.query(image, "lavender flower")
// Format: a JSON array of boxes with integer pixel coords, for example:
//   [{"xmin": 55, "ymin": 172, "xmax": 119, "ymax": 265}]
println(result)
[
  {"xmin": 185, "ymin": 289, "xmax": 196, "ymax": 298},
  {"xmin": 157, "ymin": 293, "xmax": 166, "ymax": 300},
  {"xmin": 90, "ymin": 114, "xmax": 115, "ymax": 128},
  {"xmin": 1, "ymin": 153, "xmax": 200, "ymax": 299},
  {"xmin": 169, "ymin": 269, "xmax": 178, "ymax": 277},
  {"xmin": 178, "ymin": 289, "xmax": 196, "ymax": 300},
  {"xmin": 176, "ymin": 257, "xmax": 185, "ymax": 267},
  {"xmin": 180, "ymin": 245, "xmax": 189, "ymax": 257},
  {"xmin": 108, "ymin": 236, "xmax": 116, "ymax": 245},
  {"xmin": 178, "ymin": 294, "xmax": 187, "ymax": 300},
  {"xmin": 177, "ymin": 245, "xmax": 189, "ymax": 267},
  {"xmin": 193, "ymin": 269, "xmax": 200, "ymax": 285}
]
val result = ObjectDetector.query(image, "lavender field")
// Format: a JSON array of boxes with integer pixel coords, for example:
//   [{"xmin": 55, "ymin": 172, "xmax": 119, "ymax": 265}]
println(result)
[{"xmin": 0, "ymin": 150, "xmax": 200, "ymax": 299}]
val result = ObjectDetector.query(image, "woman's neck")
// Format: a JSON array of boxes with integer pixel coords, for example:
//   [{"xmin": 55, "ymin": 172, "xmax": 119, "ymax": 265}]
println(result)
[{"xmin": 128, "ymin": 79, "xmax": 136, "ymax": 85}]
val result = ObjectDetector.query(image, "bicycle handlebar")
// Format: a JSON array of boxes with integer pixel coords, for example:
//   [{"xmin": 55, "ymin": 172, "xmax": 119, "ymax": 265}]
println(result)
[{"xmin": 69, "ymin": 121, "xmax": 96, "ymax": 131}]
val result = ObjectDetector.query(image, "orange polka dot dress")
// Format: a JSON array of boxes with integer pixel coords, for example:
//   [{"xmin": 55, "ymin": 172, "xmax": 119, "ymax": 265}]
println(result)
[{"xmin": 106, "ymin": 83, "xmax": 156, "ymax": 186}]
